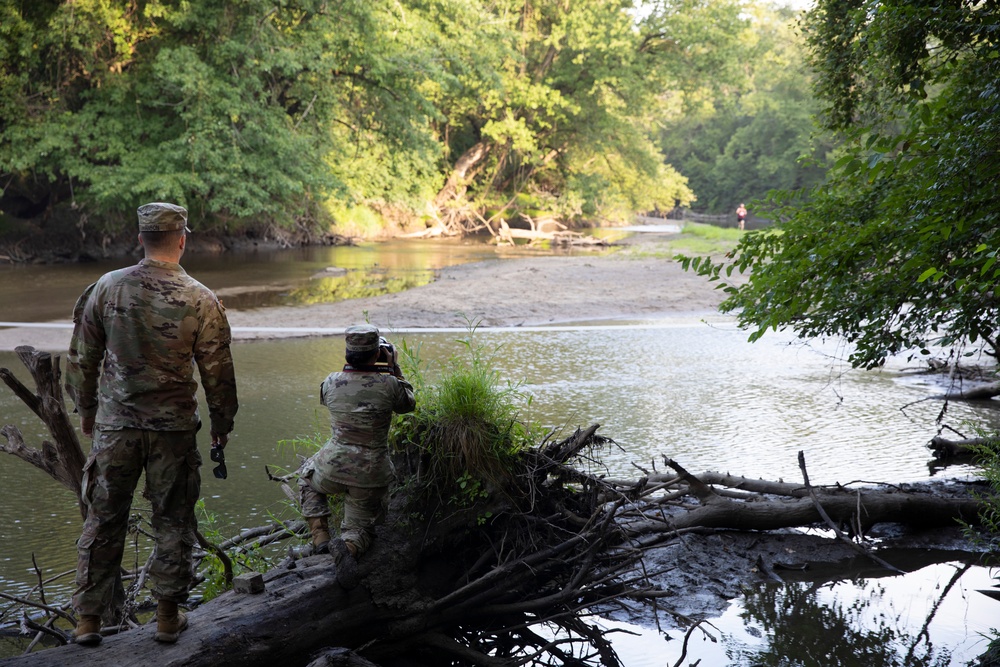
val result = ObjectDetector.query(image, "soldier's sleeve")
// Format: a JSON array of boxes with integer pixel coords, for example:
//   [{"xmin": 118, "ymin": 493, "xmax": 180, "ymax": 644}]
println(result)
[
  {"xmin": 64, "ymin": 282, "xmax": 104, "ymax": 420},
  {"xmin": 391, "ymin": 377, "xmax": 416, "ymax": 415},
  {"xmin": 194, "ymin": 295, "xmax": 238, "ymax": 434}
]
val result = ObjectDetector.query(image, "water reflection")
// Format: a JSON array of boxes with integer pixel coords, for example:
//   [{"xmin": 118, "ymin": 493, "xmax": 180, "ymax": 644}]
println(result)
[
  {"xmin": 0, "ymin": 237, "xmax": 599, "ymax": 322},
  {"xmin": 0, "ymin": 321, "xmax": 995, "ymax": 662},
  {"xmin": 732, "ymin": 561, "xmax": 993, "ymax": 667},
  {"xmin": 219, "ymin": 267, "xmax": 436, "ymax": 310},
  {"xmin": 602, "ymin": 561, "xmax": 996, "ymax": 666}
]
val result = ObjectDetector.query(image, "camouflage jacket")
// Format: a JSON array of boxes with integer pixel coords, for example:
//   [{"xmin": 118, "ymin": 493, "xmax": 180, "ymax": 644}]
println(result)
[
  {"xmin": 309, "ymin": 368, "xmax": 416, "ymax": 488},
  {"xmin": 65, "ymin": 258, "xmax": 238, "ymax": 433}
]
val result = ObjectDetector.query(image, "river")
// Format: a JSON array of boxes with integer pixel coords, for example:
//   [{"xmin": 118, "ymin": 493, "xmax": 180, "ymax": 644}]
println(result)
[{"xmin": 0, "ymin": 235, "xmax": 996, "ymax": 665}]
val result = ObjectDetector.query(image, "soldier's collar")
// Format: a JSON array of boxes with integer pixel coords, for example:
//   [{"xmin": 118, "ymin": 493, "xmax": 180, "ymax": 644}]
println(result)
[
  {"xmin": 343, "ymin": 364, "xmax": 393, "ymax": 374},
  {"xmin": 140, "ymin": 258, "xmax": 185, "ymax": 272}
]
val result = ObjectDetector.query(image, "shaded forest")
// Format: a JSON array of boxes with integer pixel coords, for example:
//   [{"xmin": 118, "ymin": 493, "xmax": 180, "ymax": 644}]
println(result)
[{"xmin": 0, "ymin": 0, "xmax": 829, "ymax": 251}]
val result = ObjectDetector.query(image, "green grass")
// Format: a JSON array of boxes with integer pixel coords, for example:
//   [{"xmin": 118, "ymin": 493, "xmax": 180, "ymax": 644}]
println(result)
[
  {"xmin": 391, "ymin": 325, "xmax": 541, "ymax": 504},
  {"xmin": 613, "ymin": 221, "xmax": 746, "ymax": 259},
  {"xmin": 195, "ymin": 500, "xmax": 273, "ymax": 602},
  {"xmin": 326, "ymin": 201, "xmax": 386, "ymax": 238}
]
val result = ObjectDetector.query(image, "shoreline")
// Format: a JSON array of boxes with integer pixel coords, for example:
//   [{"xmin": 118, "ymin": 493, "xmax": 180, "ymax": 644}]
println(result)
[{"xmin": 0, "ymin": 232, "xmax": 744, "ymax": 352}]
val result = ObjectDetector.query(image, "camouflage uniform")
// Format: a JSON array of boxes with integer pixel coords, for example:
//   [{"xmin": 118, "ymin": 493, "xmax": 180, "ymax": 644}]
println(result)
[
  {"xmin": 65, "ymin": 203, "xmax": 238, "ymax": 617},
  {"xmin": 299, "ymin": 325, "xmax": 415, "ymax": 555}
]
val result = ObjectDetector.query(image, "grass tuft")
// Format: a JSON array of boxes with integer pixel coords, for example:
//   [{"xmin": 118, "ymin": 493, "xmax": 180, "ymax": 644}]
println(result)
[{"xmin": 392, "ymin": 323, "xmax": 539, "ymax": 504}]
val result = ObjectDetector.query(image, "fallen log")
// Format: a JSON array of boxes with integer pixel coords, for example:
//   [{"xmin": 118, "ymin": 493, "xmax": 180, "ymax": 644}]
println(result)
[
  {"xmin": 0, "ymin": 348, "xmax": 990, "ymax": 666},
  {"xmin": 939, "ymin": 381, "xmax": 1000, "ymax": 401},
  {"xmin": 617, "ymin": 460, "xmax": 982, "ymax": 537},
  {"xmin": 929, "ymin": 435, "xmax": 992, "ymax": 460}
]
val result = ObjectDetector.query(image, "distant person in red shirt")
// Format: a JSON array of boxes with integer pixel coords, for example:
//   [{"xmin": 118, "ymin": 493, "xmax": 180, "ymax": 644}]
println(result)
[{"xmin": 736, "ymin": 203, "xmax": 748, "ymax": 231}]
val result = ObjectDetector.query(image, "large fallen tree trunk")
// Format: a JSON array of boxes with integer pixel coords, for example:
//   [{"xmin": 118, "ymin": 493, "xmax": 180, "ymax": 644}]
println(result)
[
  {"xmin": 0, "ymin": 347, "xmax": 989, "ymax": 666},
  {"xmin": 3, "ymin": 452, "xmax": 985, "ymax": 667},
  {"xmin": 616, "ymin": 464, "xmax": 983, "ymax": 535}
]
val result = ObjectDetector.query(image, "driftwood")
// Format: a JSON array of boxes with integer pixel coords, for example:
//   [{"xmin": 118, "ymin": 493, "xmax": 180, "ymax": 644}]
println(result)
[
  {"xmin": 938, "ymin": 381, "xmax": 1000, "ymax": 401},
  {"xmin": 0, "ymin": 346, "xmax": 989, "ymax": 666},
  {"xmin": 494, "ymin": 225, "xmax": 610, "ymax": 248},
  {"xmin": 929, "ymin": 435, "xmax": 991, "ymax": 460},
  {"xmin": 615, "ymin": 463, "xmax": 982, "ymax": 536},
  {"xmin": 0, "ymin": 346, "xmax": 87, "ymax": 517}
]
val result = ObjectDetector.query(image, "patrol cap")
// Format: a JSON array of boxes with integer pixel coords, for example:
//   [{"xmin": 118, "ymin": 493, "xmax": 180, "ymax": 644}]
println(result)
[
  {"xmin": 345, "ymin": 324, "xmax": 380, "ymax": 353},
  {"xmin": 137, "ymin": 202, "xmax": 191, "ymax": 232}
]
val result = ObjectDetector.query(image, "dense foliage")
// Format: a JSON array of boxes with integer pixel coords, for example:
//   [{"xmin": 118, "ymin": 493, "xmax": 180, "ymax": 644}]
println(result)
[
  {"xmin": 685, "ymin": 0, "xmax": 1000, "ymax": 370},
  {"xmin": 0, "ymin": 0, "xmax": 821, "ymax": 239},
  {"xmin": 658, "ymin": 3, "xmax": 835, "ymax": 213}
]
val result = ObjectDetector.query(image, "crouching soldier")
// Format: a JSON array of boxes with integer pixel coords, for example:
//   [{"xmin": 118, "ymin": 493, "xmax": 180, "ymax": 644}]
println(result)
[{"xmin": 298, "ymin": 324, "xmax": 415, "ymax": 588}]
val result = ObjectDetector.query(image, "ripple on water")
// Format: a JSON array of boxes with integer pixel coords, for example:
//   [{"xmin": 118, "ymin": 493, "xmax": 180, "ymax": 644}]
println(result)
[{"xmin": 0, "ymin": 321, "xmax": 993, "ymax": 662}]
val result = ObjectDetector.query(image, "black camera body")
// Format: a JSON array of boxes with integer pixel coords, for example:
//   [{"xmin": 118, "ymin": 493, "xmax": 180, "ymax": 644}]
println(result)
[{"xmin": 378, "ymin": 336, "xmax": 395, "ymax": 362}]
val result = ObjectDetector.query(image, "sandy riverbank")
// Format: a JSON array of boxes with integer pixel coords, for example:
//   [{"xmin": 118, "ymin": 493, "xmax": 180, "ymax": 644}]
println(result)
[{"xmin": 0, "ymin": 232, "xmax": 744, "ymax": 352}]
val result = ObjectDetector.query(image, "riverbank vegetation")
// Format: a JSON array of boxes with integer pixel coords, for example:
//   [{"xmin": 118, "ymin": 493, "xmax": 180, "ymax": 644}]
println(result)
[
  {"xmin": 681, "ymin": 0, "xmax": 1000, "ymax": 653},
  {"xmin": 687, "ymin": 0, "xmax": 1000, "ymax": 373},
  {"xmin": 601, "ymin": 221, "xmax": 745, "ymax": 261},
  {"xmin": 0, "ymin": 0, "xmax": 829, "ymax": 256}
]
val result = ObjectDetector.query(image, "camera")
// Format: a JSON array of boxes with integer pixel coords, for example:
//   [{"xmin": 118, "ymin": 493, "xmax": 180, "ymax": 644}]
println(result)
[{"xmin": 378, "ymin": 336, "xmax": 395, "ymax": 363}]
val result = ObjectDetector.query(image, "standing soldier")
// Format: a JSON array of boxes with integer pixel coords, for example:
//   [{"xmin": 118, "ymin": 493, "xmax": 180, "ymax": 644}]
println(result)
[
  {"xmin": 298, "ymin": 325, "xmax": 415, "ymax": 588},
  {"xmin": 65, "ymin": 202, "xmax": 238, "ymax": 646}
]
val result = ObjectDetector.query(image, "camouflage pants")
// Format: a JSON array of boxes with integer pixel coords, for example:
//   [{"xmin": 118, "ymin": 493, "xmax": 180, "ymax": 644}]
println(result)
[
  {"xmin": 73, "ymin": 427, "xmax": 201, "ymax": 616},
  {"xmin": 298, "ymin": 471, "xmax": 386, "ymax": 556}
]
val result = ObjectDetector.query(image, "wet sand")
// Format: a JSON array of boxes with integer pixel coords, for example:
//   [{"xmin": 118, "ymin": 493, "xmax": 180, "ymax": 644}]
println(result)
[{"xmin": 0, "ymin": 233, "xmax": 742, "ymax": 352}]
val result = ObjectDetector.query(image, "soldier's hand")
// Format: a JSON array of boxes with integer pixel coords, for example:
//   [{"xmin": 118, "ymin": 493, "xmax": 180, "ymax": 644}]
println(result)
[
  {"xmin": 81, "ymin": 416, "xmax": 94, "ymax": 438},
  {"xmin": 211, "ymin": 431, "xmax": 229, "ymax": 449}
]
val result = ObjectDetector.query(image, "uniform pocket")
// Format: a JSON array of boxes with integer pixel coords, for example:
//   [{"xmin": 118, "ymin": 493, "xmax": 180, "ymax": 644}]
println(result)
[
  {"xmin": 75, "ymin": 524, "xmax": 98, "ymax": 587},
  {"xmin": 79, "ymin": 454, "xmax": 97, "ymax": 508},
  {"xmin": 184, "ymin": 444, "xmax": 203, "ymax": 506}
]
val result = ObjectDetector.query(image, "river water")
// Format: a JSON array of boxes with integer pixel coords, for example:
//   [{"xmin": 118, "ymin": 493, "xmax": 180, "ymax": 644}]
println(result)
[{"xmin": 0, "ymin": 236, "xmax": 997, "ymax": 664}]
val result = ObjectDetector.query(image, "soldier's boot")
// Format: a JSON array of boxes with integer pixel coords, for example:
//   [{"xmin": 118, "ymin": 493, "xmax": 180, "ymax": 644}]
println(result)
[
  {"xmin": 153, "ymin": 600, "xmax": 189, "ymax": 643},
  {"xmin": 330, "ymin": 538, "xmax": 359, "ymax": 590},
  {"xmin": 74, "ymin": 615, "xmax": 102, "ymax": 646},
  {"xmin": 308, "ymin": 516, "xmax": 331, "ymax": 554}
]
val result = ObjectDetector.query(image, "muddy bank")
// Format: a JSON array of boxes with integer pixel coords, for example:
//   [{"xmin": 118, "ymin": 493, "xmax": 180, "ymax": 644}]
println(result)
[
  {"xmin": 0, "ymin": 231, "xmax": 743, "ymax": 352},
  {"xmin": 610, "ymin": 477, "xmax": 990, "ymax": 629}
]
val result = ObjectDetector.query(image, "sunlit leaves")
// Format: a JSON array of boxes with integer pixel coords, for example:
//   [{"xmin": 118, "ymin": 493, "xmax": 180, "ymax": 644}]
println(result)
[
  {"xmin": 684, "ymin": 0, "xmax": 1000, "ymax": 369},
  {"xmin": 657, "ymin": 3, "xmax": 835, "ymax": 212}
]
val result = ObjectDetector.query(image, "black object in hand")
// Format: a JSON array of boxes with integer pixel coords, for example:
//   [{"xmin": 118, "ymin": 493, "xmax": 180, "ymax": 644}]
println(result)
[{"xmin": 210, "ymin": 446, "xmax": 228, "ymax": 480}]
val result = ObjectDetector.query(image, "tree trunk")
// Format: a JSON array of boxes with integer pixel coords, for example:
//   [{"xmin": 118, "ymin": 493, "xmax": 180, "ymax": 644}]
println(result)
[
  {"xmin": 929, "ymin": 436, "xmax": 990, "ymax": 460},
  {"xmin": 433, "ymin": 141, "xmax": 491, "ymax": 210},
  {"xmin": 0, "ymin": 346, "xmax": 86, "ymax": 517},
  {"xmin": 940, "ymin": 381, "xmax": 1000, "ymax": 401},
  {"xmin": 3, "ymin": 558, "xmax": 366, "ymax": 667}
]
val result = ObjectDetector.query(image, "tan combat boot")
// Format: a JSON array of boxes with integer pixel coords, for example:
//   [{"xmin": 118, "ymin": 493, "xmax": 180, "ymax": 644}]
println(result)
[
  {"xmin": 307, "ymin": 516, "xmax": 331, "ymax": 554},
  {"xmin": 74, "ymin": 614, "xmax": 102, "ymax": 646},
  {"xmin": 153, "ymin": 600, "xmax": 189, "ymax": 643}
]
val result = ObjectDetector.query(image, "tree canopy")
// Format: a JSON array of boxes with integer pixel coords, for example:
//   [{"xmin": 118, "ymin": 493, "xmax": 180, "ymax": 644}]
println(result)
[
  {"xmin": 658, "ymin": 3, "xmax": 835, "ymax": 214},
  {"xmin": 685, "ymin": 0, "xmax": 1000, "ymax": 369},
  {"xmin": 0, "ymin": 0, "xmax": 819, "ymax": 239}
]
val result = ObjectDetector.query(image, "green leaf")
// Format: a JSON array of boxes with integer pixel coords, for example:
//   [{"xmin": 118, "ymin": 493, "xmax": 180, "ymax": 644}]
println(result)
[{"xmin": 917, "ymin": 268, "xmax": 938, "ymax": 283}]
